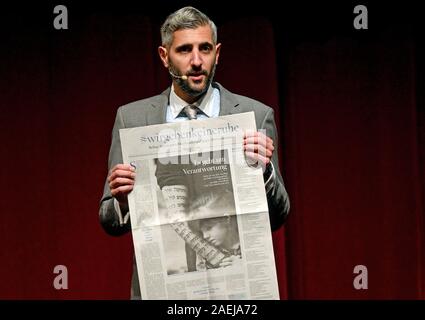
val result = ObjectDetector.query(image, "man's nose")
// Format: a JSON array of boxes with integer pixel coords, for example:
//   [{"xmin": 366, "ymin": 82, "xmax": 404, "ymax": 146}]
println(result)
[{"xmin": 190, "ymin": 50, "xmax": 202, "ymax": 67}]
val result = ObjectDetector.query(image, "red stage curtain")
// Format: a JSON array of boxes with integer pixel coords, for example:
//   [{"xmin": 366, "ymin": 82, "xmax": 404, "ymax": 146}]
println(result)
[{"xmin": 1, "ymin": 10, "xmax": 423, "ymax": 299}]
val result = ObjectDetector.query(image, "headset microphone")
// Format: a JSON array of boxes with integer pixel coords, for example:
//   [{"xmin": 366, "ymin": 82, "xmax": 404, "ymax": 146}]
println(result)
[{"xmin": 169, "ymin": 70, "xmax": 188, "ymax": 80}]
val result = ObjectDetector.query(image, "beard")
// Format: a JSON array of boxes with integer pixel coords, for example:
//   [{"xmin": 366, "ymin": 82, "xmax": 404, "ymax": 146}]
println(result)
[{"xmin": 168, "ymin": 60, "xmax": 217, "ymax": 98}]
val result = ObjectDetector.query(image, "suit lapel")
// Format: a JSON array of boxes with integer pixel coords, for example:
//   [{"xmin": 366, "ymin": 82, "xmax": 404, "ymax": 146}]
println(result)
[
  {"xmin": 214, "ymin": 83, "xmax": 240, "ymax": 116},
  {"xmin": 146, "ymin": 88, "xmax": 170, "ymax": 125}
]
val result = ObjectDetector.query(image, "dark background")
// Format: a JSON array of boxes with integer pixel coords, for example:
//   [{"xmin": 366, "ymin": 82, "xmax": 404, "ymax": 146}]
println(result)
[{"xmin": 1, "ymin": 0, "xmax": 424, "ymax": 299}]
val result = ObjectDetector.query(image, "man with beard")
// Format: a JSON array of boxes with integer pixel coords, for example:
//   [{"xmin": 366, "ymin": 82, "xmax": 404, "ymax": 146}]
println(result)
[{"xmin": 99, "ymin": 6, "xmax": 290, "ymax": 299}]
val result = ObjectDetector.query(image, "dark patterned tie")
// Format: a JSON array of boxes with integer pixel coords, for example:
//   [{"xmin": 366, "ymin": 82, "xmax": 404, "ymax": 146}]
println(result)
[{"xmin": 183, "ymin": 104, "xmax": 198, "ymax": 120}]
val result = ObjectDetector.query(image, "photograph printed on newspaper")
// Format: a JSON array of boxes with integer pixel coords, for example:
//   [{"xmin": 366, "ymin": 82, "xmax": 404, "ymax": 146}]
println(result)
[{"xmin": 119, "ymin": 112, "xmax": 279, "ymax": 300}]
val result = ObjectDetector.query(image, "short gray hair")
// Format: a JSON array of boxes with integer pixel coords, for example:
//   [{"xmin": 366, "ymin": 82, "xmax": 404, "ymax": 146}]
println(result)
[{"xmin": 160, "ymin": 6, "xmax": 217, "ymax": 48}]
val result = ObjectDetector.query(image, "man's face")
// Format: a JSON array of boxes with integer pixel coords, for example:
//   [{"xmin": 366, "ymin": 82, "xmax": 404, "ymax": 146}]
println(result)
[{"xmin": 159, "ymin": 25, "xmax": 221, "ymax": 99}]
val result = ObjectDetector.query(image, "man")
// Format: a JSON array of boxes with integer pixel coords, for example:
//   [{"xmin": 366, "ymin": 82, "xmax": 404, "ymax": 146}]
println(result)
[{"xmin": 99, "ymin": 6, "xmax": 290, "ymax": 299}]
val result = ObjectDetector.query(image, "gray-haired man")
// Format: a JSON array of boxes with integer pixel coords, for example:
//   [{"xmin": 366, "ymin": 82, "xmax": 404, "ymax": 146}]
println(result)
[{"xmin": 99, "ymin": 6, "xmax": 290, "ymax": 299}]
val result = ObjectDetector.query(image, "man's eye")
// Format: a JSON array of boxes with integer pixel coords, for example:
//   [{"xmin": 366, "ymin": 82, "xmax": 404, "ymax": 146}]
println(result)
[{"xmin": 177, "ymin": 46, "xmax": 191, "ymax": 53}]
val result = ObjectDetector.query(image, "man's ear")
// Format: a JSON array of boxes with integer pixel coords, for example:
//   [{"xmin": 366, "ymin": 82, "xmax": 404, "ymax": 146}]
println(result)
[
  {"xmin": 158, "ymin": 46, "xmax": 169, "ymax": 68},
  {"xmin": 215, "ymin": 43, "xmax": 221, "ymax": 65}
]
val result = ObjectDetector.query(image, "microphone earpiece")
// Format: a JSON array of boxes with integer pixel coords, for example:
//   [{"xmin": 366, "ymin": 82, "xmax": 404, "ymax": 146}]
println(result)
[{"xmin": 169, "ymin": 70, "xmax": 188, "ymax": 80}]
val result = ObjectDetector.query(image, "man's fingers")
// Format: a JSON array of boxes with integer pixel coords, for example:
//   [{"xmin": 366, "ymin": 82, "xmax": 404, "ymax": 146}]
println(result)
[
  {"xmin": 244, "ymin": 136, "xmax": 274, "ymax": 151},
  {"xmin": 109, "ymin": 164, "xmax": 135, "ymax": 179},
  {"xmin": 108, "ymin": 169, "xmax": 136, "ymax": 182},
  {"xmin": 109, "ymin": 177, "xmax": 135, "ymax": 189},
  {"xmin": 111, "ymin": 184, "xmax": 134, "ymax": 197},
  {"xmin": 244, "ymin": 131, "xmax": 273, "ymax": 145},
  {"xmin": 244, "ymin": 151, "xmax": 270, "ymax": 166},
  {"xmin": 244, "ymin": 144, "xmax": 273, "ymax": 158},
  {"xmin": 244, "ymin": 136, "xmax": 265, "ymax": 145},
  {"xmin": 112, "ymin": 169, "xmax": 136, "ymax": 179},
  {"xmin": 113, "ymin": 164, "xmax": 136, "ymax": 172},
  {"xmin": 108, "ymin": 164, "xmax": 136, "ymax": 201}
]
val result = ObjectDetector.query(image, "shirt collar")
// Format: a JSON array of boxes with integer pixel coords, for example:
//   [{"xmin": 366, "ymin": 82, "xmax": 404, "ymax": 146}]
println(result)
[{"xmin": 169, "ymin": 84, "xmax": 215, "ymax": 119}]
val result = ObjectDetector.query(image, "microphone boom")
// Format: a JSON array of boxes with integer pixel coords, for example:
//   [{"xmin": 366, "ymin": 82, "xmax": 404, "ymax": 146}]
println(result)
[{"xmin": 169, "ymin": 70, "xmax": 188, "ymax": 80}]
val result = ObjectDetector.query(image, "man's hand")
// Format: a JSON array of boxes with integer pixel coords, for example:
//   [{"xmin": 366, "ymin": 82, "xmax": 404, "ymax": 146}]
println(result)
[
  {"xmin": 243, "ymin": 131, "xmax": 274, "ymax": 171},
  {"xmin": 108, "ymin": 164, "xmax": 136, "ymax": 207}
]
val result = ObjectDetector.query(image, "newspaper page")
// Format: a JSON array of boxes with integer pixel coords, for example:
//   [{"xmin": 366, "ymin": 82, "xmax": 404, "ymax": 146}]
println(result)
[{"xmin": 119, "ymin": 112, "xmax": 279, "ymax": 300}]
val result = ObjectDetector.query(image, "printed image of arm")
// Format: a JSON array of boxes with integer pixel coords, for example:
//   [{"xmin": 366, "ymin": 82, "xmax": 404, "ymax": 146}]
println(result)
[{"xmin": 156, "ymin": 159, "xmax": 227, "ymax": 270}]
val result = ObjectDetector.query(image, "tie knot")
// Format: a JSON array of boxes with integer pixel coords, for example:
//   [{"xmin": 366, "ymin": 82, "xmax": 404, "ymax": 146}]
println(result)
[{"xmin": 182, "ymin": 104, "xmax": 198, "ymax": 120}]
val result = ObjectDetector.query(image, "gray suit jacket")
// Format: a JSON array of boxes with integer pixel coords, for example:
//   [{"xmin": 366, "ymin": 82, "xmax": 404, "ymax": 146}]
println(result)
[{"xmin": 99, "ymin": 82, "xmax": 290, "ymax": 299}]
